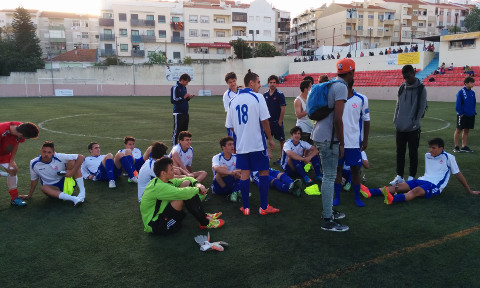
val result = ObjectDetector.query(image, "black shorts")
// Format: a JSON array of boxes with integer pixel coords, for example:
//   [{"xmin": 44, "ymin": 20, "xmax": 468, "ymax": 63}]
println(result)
[
  {"xmin": 457, "ymin": 115, "xmax": 475, "ymax": 130},
  {"xmin": 269, "ymin": 121, "xmax": 285, "ymax": 141},
  {"xmin": 149, "ymin": 203, "xmax": 186, "ymax": 235}
]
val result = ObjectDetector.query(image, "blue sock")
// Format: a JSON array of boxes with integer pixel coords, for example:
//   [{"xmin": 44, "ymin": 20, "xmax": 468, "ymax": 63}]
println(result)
[
  {"xmin": 353, "ymin": 184, "xmax": 364, "ymax": 207},
  {"xmin": 120, "ymin": 156, "xmax": 135, "ymax": 178},
  {"xmin": 311, "ymin": 156, "xmax": 322, "ymax": 177},
  {"xmin": 258, "ymin": 175, "xmax": 269, "ymax": 210},
  {"xmin": 239, "ymin": 179, "xmax": 250, "ymax": 208},
  {"xmin": 279, "ymin": 173, "xmax": 293, "ymax": 186},
  {"xmin": 393, "ymin": 194, "xmax": 406, "ymax": 202},
  {"xmin": 105, "ymin": 159, "xmax": 115, "ymax": 180},
  {"xmin": 294, "ymin": 161, "xmax": 308, "ymax": 179},
  {"xmin": 370, "ymin": 188, "xmax": 383, "ymax": 196},
  {"xmin": 333, "ymin": 183, "xmax": 342, "ymax": 206},
  {"xmin": 342, "ymin": 169, "xmax": 352, "ymax": 183},
  {"xmin": 272, "ymin": 178, "xmax": 289, "ymax": 193}
]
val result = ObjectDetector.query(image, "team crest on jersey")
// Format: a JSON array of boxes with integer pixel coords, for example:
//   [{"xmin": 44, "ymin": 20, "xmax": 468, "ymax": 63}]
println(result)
[
  {"xmin": 54, "ymin": 166, "xmax": 59, "ymax": 171},
  {"xmin": 439, "ymin": 160, "xmax": 443, "ymax": 164},
  {"xmin": 352, "ymin": 103, "xmax": 358, "ymax": 108},
  {"xmin": 5, "ymin": 144, "xmax": 13, "ymax": 152}
]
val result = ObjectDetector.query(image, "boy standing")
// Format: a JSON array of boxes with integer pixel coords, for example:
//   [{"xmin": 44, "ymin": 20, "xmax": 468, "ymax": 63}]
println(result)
[{"xmin": 453, "ymin": 77, "xmax": 476, "ymax": 153}]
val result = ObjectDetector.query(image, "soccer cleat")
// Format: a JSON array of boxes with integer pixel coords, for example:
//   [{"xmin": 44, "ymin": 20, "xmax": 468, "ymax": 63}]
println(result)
[
  {"xmin": 304, "ymin": 184, "xmax": 321, "ymax": 195},
  {"xmin": 314, "ymin": 174, "xmax": 323, "ymax": 181},
  {"xmin": 0, "ymin": 171, "xmax": 10, "ymax": 177},
  {"xmin": 304, "ymin": 163, "xmax": 312, "ymax": 172},
  {"xmin": 293, "ymin": 179, "xmax": 303, "ymax": 197},
  {"xmin": 389, "ymin": 175, "xmax": 405, "ymax": 186},
  {"xmin": 332, "ymin": 210, "xmax": 346, "ymax": 220},
  {"xmin": 240, "ymin": 207, "xmax": 250, "ymax": 216},
  {"xmin": 259, "ymin": 204, "xmax": 280, "ymax": 215},
  {"xmin": 453, "ymin": 146, "xmax": 460, "ymax": 153},
  {"xmin": 206, "ymin": 212, "xmax": 222, "ymax": 220},
  {"xmin": 321, "ymin": 218, "xmax": 349, "ymax": 232},
  {"xmin": 133, "ymin": 170, "xmax": 139, "ymax": 177},
  {"xmin": 109, "ymin": 180, "xmax": 116, "ymax": 188},
  {"xmin": 381, "ymin": 186, "xmax": 393, "ymax": 205},
  {"xmin": 360, "ymin": 184, "xmax": 371, "ymax": 198},
  {"xmin": 303, "ymin": 175, "xmax": 313, "ymax": 184},
  {"xmin": 343, "ymin": 182, "xmax": 351, "ymax": 191},
  {"xmin": 230, "ymin": 191, "xmax": 239, "ymax": 202},
  {"xmin": 407, "ymin": 176, "xmax": 414, "ymax": 181},
  {"xmin": 199, "ymin": 219, "xmax": 225, "ymax": 229},
  {"xmin": 128, "ymin": 176, "xmax": 138, "ymax": 183},
  {"xmin": 73, "ymin": 196, "xmax": 84, "ymax": 207},
  {"xmin": 11, "ymin": 197, "xmax": 27, "ymax": 206},
  {"xmin": 461, "ymin": 146, "xmax": 473, "ymax": 153},
  {"xmin": 199, "ymin": 188, "xmax": 209, "ymax": 202}
]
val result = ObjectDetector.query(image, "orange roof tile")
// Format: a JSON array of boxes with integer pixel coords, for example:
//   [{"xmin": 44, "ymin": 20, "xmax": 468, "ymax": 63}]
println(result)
[{"xmin": 51, "ymin": 49, "xmax": 97, "ymax": 62}]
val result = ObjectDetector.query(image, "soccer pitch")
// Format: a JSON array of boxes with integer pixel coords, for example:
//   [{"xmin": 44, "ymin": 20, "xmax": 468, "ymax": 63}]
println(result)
[{"xmin": 1, "ymin": 96, "xmax": 479, "ymax": 288}]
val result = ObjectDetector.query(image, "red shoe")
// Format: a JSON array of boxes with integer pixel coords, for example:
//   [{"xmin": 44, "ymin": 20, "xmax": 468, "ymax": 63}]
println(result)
[
  {"xmin": 381, "ymin": 186, "xmax": 393, "ymax": 205},
  {"xmin": 206, "ymin": 212, "xmax": 222, "ymax": 220},
  {"xmin": 199, "ymin": 219, "xmax": 225, "ymax": 229},
  {"xmin": 360, "ymin": 184, "xmax": 371, "ymax": 198},
  {"xmin": 259, "ymin": 205, "xmax": 280, "ymax": 215},
  {"xmin": 240, "ymin": 207, "xmax": 250, "ymax": 216}
]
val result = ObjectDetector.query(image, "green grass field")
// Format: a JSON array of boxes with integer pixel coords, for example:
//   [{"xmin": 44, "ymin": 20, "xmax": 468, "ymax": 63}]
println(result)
[{"xmin": 1, "ymin": 96, "xmax": 479, "ymax": 288}]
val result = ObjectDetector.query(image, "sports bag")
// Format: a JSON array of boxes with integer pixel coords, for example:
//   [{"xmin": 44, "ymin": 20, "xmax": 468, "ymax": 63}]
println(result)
[{"xmin": 306, "ymin": 80, "xmax": 345, "ymax": 121}]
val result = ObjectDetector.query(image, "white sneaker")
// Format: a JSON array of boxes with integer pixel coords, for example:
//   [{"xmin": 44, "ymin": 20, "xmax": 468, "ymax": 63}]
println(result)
[
  {"xmin": 0, "ymin": 171, "xmax": 9, "ymax": 177},
  {"xmin": 109, "ymin": 180, "xmax": 116, "ymax": 188},
  {"xmin": 73, "ymin": 196, "xmax": 84, "ymax": 206},
  {"xmin": 407, "ymin": 176, "xmax": 414, "ymax": 181},
  {"xmin": 389, "ymin": 175, "xmax": 405, "ymax": 186}
]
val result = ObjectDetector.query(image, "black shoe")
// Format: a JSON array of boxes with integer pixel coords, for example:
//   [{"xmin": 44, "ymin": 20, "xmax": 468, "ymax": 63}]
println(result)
[
  {"xmin": 321, "ymin": 218, "xmax": 349, "ymax": 232},
  {"xmin": 332, "ymin": 210, "xmax": 345, "ymax": 220},
  {"xmin": 453, "ymin": 146, "xmax": 460, "ymax": 153},
  {"xmin": 461, "ymin": 146, "xmax": 473, "ymax": 153}
]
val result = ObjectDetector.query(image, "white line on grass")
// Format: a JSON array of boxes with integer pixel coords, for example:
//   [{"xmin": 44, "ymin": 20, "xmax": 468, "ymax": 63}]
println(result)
[
  {"xmin": 38, "ymin": 114, "xmax": 215, "ymax": 143},
  {"xmin": 371, "ymin": 116, "xmax": 451, "ymax": 138}
]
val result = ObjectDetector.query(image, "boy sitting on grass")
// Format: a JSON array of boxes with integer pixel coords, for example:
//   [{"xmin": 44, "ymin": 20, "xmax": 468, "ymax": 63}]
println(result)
[{"xmin": 361, "ymin": 138, "xmax": 480, "ymax": 204}]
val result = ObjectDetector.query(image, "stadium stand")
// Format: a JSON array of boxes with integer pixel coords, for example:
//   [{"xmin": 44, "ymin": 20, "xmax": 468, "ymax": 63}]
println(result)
[{"xmin": 423, "ymin": 66, "xmax": 480, "ymax": 87}]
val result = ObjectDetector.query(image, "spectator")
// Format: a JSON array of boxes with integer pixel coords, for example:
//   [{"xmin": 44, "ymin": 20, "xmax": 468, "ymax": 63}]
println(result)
[
  {"xmin": 464, "ymin": 65, "xmax": 475, "ymax": 77},
  {"xmin": 346, "ymin": 52, "xmax": 352, "ymax": 58},
  {"xmin": 448, "ymin": 63, "xmax": 454, "ymax": 71},
  {"xmin": 360, "ymin": 51, "xmax": 364, "ymax": 57}
]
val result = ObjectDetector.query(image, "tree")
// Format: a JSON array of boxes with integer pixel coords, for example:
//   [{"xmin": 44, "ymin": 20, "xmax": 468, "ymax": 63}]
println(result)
[
  {"xmin": 183, "ymin": 56, "xmax": 193, "ymax": 65},
  {"xmin": 10, "ymin": 7, "xmax": 44, "ymax": 73},
  {"xmin": 464, "ymin": 6, "xmax": 480, "ymax": 32},
  {"xmin": 147, "ymin": 51, "xmax": 166, "ymax": 64},
  {"xmin": 254, "ymin": 43, "xmax": 280, "ymax": 57},
  {"xmin": 447, "ymin": 25, "xmax": 461, "ymax": 34},
  {"xmin": 229, "ymin": 38, "xmax": 252, "ymax": 59}
]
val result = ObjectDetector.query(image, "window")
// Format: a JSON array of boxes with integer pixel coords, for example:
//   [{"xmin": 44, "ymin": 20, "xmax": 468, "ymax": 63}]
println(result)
[
  {"xmin": 358, "ymin": 26, "xmax": 363, "ymax": 30},
  {"xmin": 233, "ymin": 30, "xmax": 244, "ymax": 36},
  {"xmin": 256, "ymin": 30, "xmax": 259, "ymax": 35},
  {"xmin": 449, "ymin": 39, "xmax": 475, "ymax": 49},
  {"xmin": 264, "ymin": 30, "xmax": 271, "ymax": 37},
  {"xmin": 216, "ymin": 31, "xmax": 225, "ymax": 37},
  {"xmin": 146, "ymin": 30, "xmax": 154, "ymax": 36},
  {"xmin": 346, "ymin": 25, "xmax": 351, "ymax": 31},
  {"xmin": 131, "ymin": 14, "xmax": 138, "ymax": 20},
  {"xmin": 173, "ymin": 52, "xmax": 181, "ymax": 59},
  {"xmin": 172, "ymin": 16, "xmax": 180, "ymax": 22},
  {"xmin": 264, "ymin": 17, "xmax": 271, "ymax": 23},
  {"xmin": 418, "ymin": 22, "xmax": 424, "ymax": 27},
  {"xmin": 378, "ymin": 15, "xmax": 384, "ymax": 21},
  {"xmin": 119, "ymin": 13, "xmax": 126, "ymax": 21},
  {"xmin": 216, "ymin": 17, "xmax": 225, "ymax": 23},
  {"xmin": 447, "ymin": 12, "xmax": 451, "ymax": 16},
  {"xmin": 104, "ymin": 29, "xmax": 112, "ymax": 35},
  {"xmin": 146, "ymin": 15, "xmax": 154, "ymax": 20},
  {"xmin": 249, "ymin": 16, "xmax": 254, "ymax": 22},
  {"xmin": 368, "ymin": 14, "xmax": 374, "ymax": 19},
  {"xmin": 249, "ymin": 29, "xmax": 254, "ymax": 35},
  {"xmin": 359, "ymin": 14, "xmax": 364, "ymax": 19},
  {"xmin": 413, "ymin": 10, "xmax": 418, "ymax": 15},
  {"xmin": 82, "ymin": 44, "xmax": 89, "ymax": 49},
  {"xmin": 120, "ymin": 44, "xmax": 128, "ymax": 52},
  {"xmin": 232, "ymin": 12, "xmax": 247, "ymax": 22},
  {"xmin": 82, "ymin": 32, "xmax": 89, "ymax": 39},
  {"xmin": 200, "ymin": 16, "xmax": 209, "ymax": 23},
  {"xmin": 131, "ymin": 30, "xmax": 139, "ymax": 36},
  {"xmin": 72, "ymin": 20, "xmax": 80, "ymax": 27},
  {"xmin": 201, "ymin": 30, "xmax": 210, "ymax": 37},
  {"xmin": 378, "ymin": 27, "xmax": 384, "ymax": 31},
  {"xmin": 103, "ymin": 13, "xmax": 113, "ymax": 19},
  {"xmin": 217, "ymin": 48, "xmax": 225, "ymax": 54},
  {"xmin": 158, "ymin": 15, "xmax": 166, "ymax": 23},
  {"xmin": 428, "ymin": 23, "xmax": 432, "ymax": 27},
  {"xmin": 189, "ymin": 15, "xmax": 198, "ymax": 23},
  {"xmin": 189, "ymin": 29, "xmax": 198, "ymax": 37},
  {"xmin": 158, "ymin": 30, "xmax": 166, "ymax": 38},
  {"xmin": 120, "ymin": 29, "xmax": 127, "ymax": 36}
]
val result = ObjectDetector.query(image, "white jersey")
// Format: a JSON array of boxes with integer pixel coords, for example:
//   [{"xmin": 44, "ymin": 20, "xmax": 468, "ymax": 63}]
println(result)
[
  {"xmin": 137, "ymin": 158, "xmax": 156, "ymax": 202},
  {"xmin": 343, "ymin": 91, "xmax": 370, "ymax": 148},
  {"xmin": 280, "ymin": 139, "xmax": 312, "ymax": 170},
  {"xmin": 81, "ymin": 155, "xmax": 106, "ymax": 179},
  {"xmin": 295, "ymin": 96, "xmax": 313, "ymax": 133},
  {"xmin": 30, "ymin": 153, "xmax": 79, "ymax": 186},
  {"xmin": 223, "ymin": 88, "xmax": 238, "ymax": 112},
  {"xmin": 212, "ymin": 152, "xmax": 237, "ymax": 176},
  {"xmin": 418, "ymin": 151, "xmax": 460, "ymax": 193},
  {"xmin": 118, "ymin": 147, "xmax": 142, "ymax": 160},
  {"xmin": 225, "ymin": 88, "xmax": 271, "ymax": 154},
  {"xmin": 169, "ymin": 144, "xmax": 193, "ymax": 167}
]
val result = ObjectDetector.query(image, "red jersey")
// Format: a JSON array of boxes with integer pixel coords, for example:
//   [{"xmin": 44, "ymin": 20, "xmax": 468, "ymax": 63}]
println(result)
[{"xmin": 0, "ymin": 121, "xmax": 25, "ymax": 163}]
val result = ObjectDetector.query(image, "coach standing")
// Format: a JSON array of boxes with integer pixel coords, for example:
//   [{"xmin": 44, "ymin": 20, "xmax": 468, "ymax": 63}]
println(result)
[
  {"xmin": 263, "ymin": 75, "xmax": 286, "ymax": 164},
  {"xmin": 171, "ymin": 73, "xmax": 195, "ymax": 146},
  {"xmin": 391, "ymin": 65, "xmax": 427, "ymax": 186}
]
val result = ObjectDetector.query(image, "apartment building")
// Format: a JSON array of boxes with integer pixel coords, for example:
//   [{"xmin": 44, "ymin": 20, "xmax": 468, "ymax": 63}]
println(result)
[
  {"xmin": 0, "ymin": 9, "xmax": 40, "ymax": 35},
  {"xmin": 316, "ymin": 3, "xmax": 395, "ymax": 49},
  {"xmin": 290, "ymin": 8, "xmax": 322, "ymax": 55},
  {"xmin": 274, "ymin": 9, "xmax": 291, "ymax": 55}
]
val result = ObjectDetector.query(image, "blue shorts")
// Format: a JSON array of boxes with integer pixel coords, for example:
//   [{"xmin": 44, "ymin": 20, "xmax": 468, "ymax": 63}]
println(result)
[
  {"xmin": 134, "ymin": 157, "xmax": 145, "ymax": 172},
  {"xmin": 237, "ymin": 150, "xmax": 270, "ymax": 171},
  {"xmin": 338, "ymin": 148, "xmax": 362, "ymax": 167},
  {"xmin": 211, "ymin": 175, "xmax": 239, "ymax": 195},
  {"xmin": 95, "ymin": 162, "xmax": 122, "ymax": 181},
  {"xmin": 406, "ymin": 179, "xmax": 440, "ymax": 198},
  {"xmin": 50, "ymin": 177, "xmax": 76, "ymax": 191}
]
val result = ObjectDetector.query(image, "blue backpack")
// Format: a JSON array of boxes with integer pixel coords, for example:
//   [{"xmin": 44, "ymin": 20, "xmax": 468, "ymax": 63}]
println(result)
[{"xmin": 306, "ymin": 80, "xmax": 345, "ymax": 121}]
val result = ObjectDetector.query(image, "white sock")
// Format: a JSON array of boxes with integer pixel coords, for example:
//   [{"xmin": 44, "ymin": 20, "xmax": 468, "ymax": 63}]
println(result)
[
  {"xmin": 75, "ymin": 177, "xmax": 86, "ymax": 199},
  {"xmin": 7, "ymin": 175, "xmax": 17, "ymax": 190},
  {"xmin": 59, "ymin": 192, "xmax": 76, "ymax": 203}
]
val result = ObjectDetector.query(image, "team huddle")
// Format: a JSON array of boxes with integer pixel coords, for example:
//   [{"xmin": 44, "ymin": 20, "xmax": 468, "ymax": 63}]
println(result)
[{"xmin": 1, "ymin": 58, "xmax": 479, "ymax": 235}]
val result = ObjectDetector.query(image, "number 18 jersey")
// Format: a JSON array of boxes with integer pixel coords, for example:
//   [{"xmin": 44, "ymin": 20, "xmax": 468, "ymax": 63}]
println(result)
[{"xmin": 226, "ymin": 88, "xmax": 270, "ymax": 154}]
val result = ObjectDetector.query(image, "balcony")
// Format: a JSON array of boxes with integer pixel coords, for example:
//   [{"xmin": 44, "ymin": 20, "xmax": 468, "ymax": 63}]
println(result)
[
  {"xmin": 99, "ymin": 33, "xmax": 115, "ymax": 41},
  {"xmin": 170, "ymin": 36, "xmax": 184, "ymax": 43},
  {"xmin": 48, "ymin": 25, "xmax": 65, "ymax": 30},
  {"xmin": 49, "ymin": 38, "xmax": 66, "ymax": 43},
  {"xmin": 131, "ymin": 19, "xmax": 155, "ymax": 27},
  {"xmin": 99, "ymin": 18, "xmax": 114, "ymax": 26},
  {"xmin": 130, "ymin": 35, "xmax": 156, "ymax": 43},
  {"xmin": 100, "ymin": 49, "xmax": 116, "ymax": 57},
  {"xmin": 131, "ymin": 50, "xmax": 145, "ymax": 57}
]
